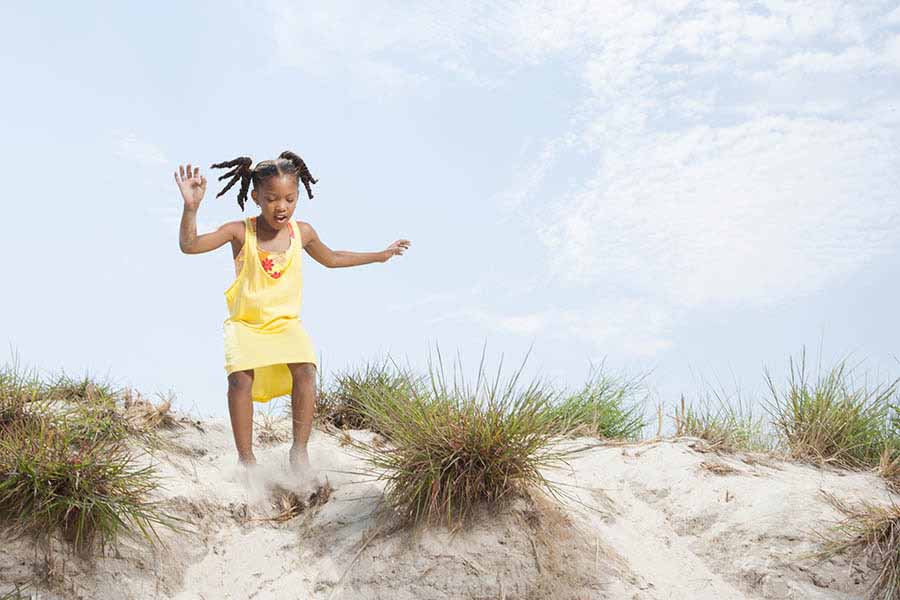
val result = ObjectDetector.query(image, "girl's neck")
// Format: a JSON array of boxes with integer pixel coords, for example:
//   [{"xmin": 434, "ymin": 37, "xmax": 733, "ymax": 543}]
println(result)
[{"xmin": 254, "ymin": 215, "xmax": 279, "ymax": 239}]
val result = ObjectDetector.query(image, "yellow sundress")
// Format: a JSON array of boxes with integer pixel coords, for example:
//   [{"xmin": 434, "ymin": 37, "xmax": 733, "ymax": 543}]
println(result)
[{"xmin": 224, "ymin": 217, "xmax": 318, "ymax": 402}]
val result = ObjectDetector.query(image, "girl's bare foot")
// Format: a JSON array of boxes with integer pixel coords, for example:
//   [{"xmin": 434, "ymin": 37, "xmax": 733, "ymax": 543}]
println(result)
[
  {"xmin": 236, "ymin": 457, "xmax": 267, "ymax": 500},
  {"xmin": 289, "ymin": 444, "xmax": 323, "ymax": 492}
]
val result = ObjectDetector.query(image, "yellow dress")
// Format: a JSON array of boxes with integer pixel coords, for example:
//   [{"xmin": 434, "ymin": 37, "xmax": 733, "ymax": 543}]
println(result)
[{"xmin": 224, "ymin": 217, "xmax": 318, "ymax": 403}]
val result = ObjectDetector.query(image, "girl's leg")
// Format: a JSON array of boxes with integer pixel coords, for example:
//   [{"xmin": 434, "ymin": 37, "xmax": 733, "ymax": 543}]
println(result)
[
  {"xmin": 286, "ymin": 362, "xmax": 317, "ymax": 472},
  {"xmin": 227, "ymin": 369, "xmax": 256, "ymax": 465}
]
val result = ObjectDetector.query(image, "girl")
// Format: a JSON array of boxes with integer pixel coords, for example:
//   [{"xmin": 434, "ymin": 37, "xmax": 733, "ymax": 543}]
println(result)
[{"xmin": 174, "ymin": 151, "xmax": 410, "ymax": 484}]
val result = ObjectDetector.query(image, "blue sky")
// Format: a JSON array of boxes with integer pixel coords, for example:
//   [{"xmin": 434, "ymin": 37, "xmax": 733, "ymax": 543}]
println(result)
[{"xmin": 2, "ymin": 1, "xmax": 899, "ymax": 419}]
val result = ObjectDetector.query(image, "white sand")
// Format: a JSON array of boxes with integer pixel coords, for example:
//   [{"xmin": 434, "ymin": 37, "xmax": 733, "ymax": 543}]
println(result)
[{"xmin": 0, "ymin": 411, "xmax": 891, "ymax": 599}]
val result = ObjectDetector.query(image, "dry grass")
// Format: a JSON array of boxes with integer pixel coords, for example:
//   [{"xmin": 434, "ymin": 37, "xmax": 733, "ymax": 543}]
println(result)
[
  {"xmin": 0, "ymin": 357, "xmax": 186, "ymax": 557},
  {"xmin": 814, "ymin": 490, "xmax": 900, "ymax": 599},
  {"xmin": 0, "ymin": 583, "xmax": 33, "ymax": 600},
  {"xmin": 0, "ymin": 415, "xmax": 186, "ymax": 555},
  {"xmin": 318, "ymin": 356, "xmax": 424, "ymax": 432},
  {"xmin": 699, "ymin": 460, "xmax": 739, "ymax": 476},
  {"xmin": 765, "ymin": 348, "xmax": 900, "ymax": 470},
  {"xmin": 266, "ymin": 482, "xmax": 333, "ymax": 522},
  {"xmin": 674, "ymin": 391, "xmax": 772, "ymax": 453},
  {"xmin": 255, "ymin": 408, "xmax": 290, "ymax": 446},
  {"xmin": 0, "ymin": 357, "xmax": 49, "ymax": 427},
  {"xmin": 347, "ymin": 345, "xmax": 579, "ymax": 528},
  {"xmin": 544, "ymin": 361, "xmax": 646, "ymax": 441},
  {"xmin": 122, "ymin": 388, "xmax": 180, "ymax": 431},
  {"xmin": 880, "ymin": 446, "xmax": 900, "ymax": 494}
]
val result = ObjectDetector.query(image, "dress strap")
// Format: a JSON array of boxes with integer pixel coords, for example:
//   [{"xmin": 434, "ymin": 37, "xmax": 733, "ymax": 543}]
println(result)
[
  {"xmin": 244, "ymin": 217, "xmax": 257, "ymax": 257},
  {"xmin": 238, "ymin": 217, "xmax": 256, "ymax": 259},
  {"xmin": 289, "ymin": 220, "xmax": 301, "ymax": 253}
]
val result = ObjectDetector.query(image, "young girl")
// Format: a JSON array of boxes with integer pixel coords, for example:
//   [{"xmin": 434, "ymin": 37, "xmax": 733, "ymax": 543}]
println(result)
[{"xmin": 174, "ymin": 150, "xmax": 410, "ymax": 483}]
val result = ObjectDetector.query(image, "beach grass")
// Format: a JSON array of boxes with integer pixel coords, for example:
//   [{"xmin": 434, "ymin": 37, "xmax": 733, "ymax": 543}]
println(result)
[
  {"xmin": 545, "ymin": 362, "xmax": 646, "ymax": 440},
  {"xmin": 674, "ymin": 387, "xmax": 773, "ymax": 453},
  {"xmin": 256, "ymin": 402, "xmax": 290, "ymax": 445},
  {"xmin": 43, "ymin": 370, "xmax": 119, "ymax": 406},
  {"xmin": 0, "ymin": 357, "xmax": 48, "ymax": 424},
  {"xmin": 0, "ymin": 414, "xmax": 181, "ymax": 554},
  {"xmin": 880, "ymin": 445, "xmax": 900, "ymax": 493},
  {"xmin": 815, "ymin": 491, "xmax": 900, "ymax": 600},
  {"xmin": 317, "ymin": 355, "xmax": 424, "ymax": 432},
  {"xmin": 764, "ymin": 348, "xmax": 900, "ymax": 470},
  {"xmin": 0, "ymin": 357, "xmax": 186, "ymax": 555},
  {"xmin": 346, "ymin": 345, "xmax": 577, "ymax": 527}
]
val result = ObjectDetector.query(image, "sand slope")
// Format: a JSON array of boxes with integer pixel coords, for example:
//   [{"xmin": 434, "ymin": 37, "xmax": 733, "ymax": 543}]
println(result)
[{"xmin": 0, "ymin": 412, "xmax": 890, "ymax": 599}]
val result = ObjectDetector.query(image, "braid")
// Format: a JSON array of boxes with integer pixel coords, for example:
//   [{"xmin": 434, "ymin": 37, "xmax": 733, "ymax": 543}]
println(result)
[
  {"xmin": 210, "ymin": 152, "xmax": 318, "ymax": 210},
  {"xmin": 210, "ymin": 156, "xmax": 253, "ymax": 210},
  {"xmin": 279, "ymin": 150, "xmax": 318, "ymax": 199}
]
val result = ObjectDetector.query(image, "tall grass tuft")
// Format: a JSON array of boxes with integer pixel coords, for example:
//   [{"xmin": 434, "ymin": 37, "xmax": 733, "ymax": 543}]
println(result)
[
  {"xmin": 0, "ymin": 361, "xmax": 41, "ymax": 400},
  {"xmin": 0, "ymin": 414, "xmax": 183, "ymax": 554},
  {"xmin": 675, "ymin": 387, "xmax": 773, "ymax": 452},
  {"xmin": 44, "ymin": 370, "xmax": 118, "ymax": 406},
  {"xmin": 348, "ymin": 346, "xmax": 575, "ymax": 527},
  {"xmin": 0, "ymin": 358, "xmax": 47, "ymax": 426},
  {"xmin": 0, "ymin": 355, "xmax": 185, "ymax": 556},
  {"xmin": 880, "ymin": 446, "xmax": 900, "ymax": 493},
  {"xmin": 319, "ymin": 356, "xmax": 424, "ymax": 431},
  {"xmin": 2, "ymin": 358, "xmax": 179, "ymax": 453},
  {"xmin": 814, "ymin": 491, "xmax": 900, "ymax": 600},
  {"xmin": 765, "ymin": 348, "xmax": 900, "ymax": 469},
  {"xmin": 545, "ymin": 362, "xmax": 645, "ymax": 440}
]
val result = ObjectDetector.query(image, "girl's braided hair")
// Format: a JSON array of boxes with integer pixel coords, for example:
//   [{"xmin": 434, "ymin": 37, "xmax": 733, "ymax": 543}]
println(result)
[{"xmin": 210, "ymin": 151, "xmax": 318, "ymax": 211}]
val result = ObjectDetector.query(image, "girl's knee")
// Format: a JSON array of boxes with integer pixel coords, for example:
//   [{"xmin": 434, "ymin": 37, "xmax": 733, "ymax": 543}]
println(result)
[
  {"xmin": 287, "ymin": 362, "xmax": 316, "ymax": 384},
  {"xmin": 228, "ymin": 370, "xmax": 254, "ymax": 391}
]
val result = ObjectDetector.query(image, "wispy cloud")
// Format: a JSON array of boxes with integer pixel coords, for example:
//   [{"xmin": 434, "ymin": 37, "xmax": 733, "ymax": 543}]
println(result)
[
  {"xmin": 500, "ymin": 1, "xmax": 900, "ymax": 352},
  {"xmin": 890, "ymin": 6, "xmax": 900, "ymax": 24},
  {"xmin": 539, "ymin": 115, "xmax": 899, "ymax": 308},
  {"xmin": 427, "ymin": 306, "xmax": 547, "ymax": 336},
  {"xmin": 492, "ymin": 132, "xmax": 578, "ymax": 216},
  {"xmin": 429, "ymin": 297, "xmax": 675, "ymax": 358},
  {"xmin": 264, "ymin": 0, "xmax": 510, "ymax": 94},
  {"xmin": 265, "ymin": 1, "xmax": 900, "ymax": 357},
  {"xmin": 114, "ymin": 131, "xmax": 169, "ymax": 166}
]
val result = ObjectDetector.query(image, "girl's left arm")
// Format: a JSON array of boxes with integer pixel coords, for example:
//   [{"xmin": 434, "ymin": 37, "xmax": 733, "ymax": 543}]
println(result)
[{"xmin": 298, "ymin": 221, "xmax": 411, "ymax": 268}]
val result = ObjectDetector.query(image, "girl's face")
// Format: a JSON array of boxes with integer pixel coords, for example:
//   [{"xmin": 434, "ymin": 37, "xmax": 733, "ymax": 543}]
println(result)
[{"xmin": 251, "ymin": 175, "xmax": 299, "ymax": 231}]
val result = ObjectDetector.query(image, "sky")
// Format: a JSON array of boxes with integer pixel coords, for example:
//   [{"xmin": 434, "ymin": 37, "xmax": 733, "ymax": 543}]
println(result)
[{"xmin": 2, "ymin": 1, "xmax": 899, "ymax": 420}]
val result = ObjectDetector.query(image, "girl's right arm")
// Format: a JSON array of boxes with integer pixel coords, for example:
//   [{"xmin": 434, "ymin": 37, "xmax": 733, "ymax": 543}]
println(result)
[{"xmin": 175, "ymin": 163, "xmax": 243, "ymax": 254}]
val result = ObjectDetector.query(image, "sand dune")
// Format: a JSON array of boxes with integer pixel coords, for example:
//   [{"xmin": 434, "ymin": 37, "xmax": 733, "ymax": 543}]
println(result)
[{"xmin": 0, "ymin": 411, "xmax": 890, "ymax": 599}]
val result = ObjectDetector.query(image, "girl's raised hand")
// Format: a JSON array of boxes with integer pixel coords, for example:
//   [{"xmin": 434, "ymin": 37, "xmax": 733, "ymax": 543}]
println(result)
[
  {"xmin": 175, "ymin": 164, "xmax": 207, "ymax": 211},
  {"xmin": 382, "ymin": 239, "xmax": 411, "ymax": 262}
]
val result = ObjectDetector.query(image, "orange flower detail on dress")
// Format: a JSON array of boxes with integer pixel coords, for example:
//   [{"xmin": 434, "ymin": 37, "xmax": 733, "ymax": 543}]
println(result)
[
  {"xmin": 271, "ymin": 271, "xmax": 282, "ymax": 279},
  {"xmin": 261, "ymin": 257, "xmax": 275, "ymax": 272}
]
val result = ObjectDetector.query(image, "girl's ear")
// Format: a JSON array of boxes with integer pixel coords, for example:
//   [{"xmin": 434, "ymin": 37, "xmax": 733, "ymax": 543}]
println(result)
[{"xmin": 251, "ymin": 189, "xmax": 258, "ymax": 204}]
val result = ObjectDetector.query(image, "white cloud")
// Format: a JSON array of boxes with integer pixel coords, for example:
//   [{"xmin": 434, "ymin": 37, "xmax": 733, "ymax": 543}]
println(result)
[
  {"xmin": 889, "ymin": 6, "xmax": 900, "ymax": 24},
  {"xmin": 428, "ymin": 307, "xmax": 547, "ymax": 337},
  {"xmin": 502, "ymin": 1, "xmax": 900, "ymax": 352},
  {"xmin": 496, "ymin": 313, "xmax": 546, "ymax": 336},
  {"xmin": 429, "ymin": 299, "xmax": 675, "ymax": 358},
  {"xmin": 539, "ymin": 115, "xmax": 900, "ymax": 308},
  {"xmin": 115, "ymin": 132, "xmax": 169, "ymax": 166},
  {"xmin": 265, "ymin": 0, "xmax": 512, "ymax": 92},
  {"xmin": 886, "ymin": 34, "xmax": 900, "ymax": 69},
  {"xmin": 387, "ymin": 291, "xmax": 459, "ymax": 313},
  {"xmin": 780, "ymin": 46, "xmax": 880, "ymax": 73},
  {"xmin": 492, "ymin": 132, "xmax": 578, "ymax": 215},
  {"xmin": 559, "ymin": 300, "xmax": 675, "ymax": 358},
  {"xmin": 266, "ymin": 1, "xmax": 900, "ymax": 358}
]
